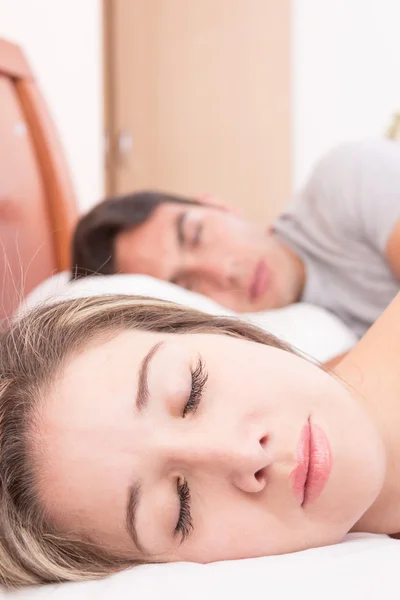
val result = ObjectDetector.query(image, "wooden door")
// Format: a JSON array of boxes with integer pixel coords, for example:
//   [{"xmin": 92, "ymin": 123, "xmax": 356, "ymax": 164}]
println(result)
[{"xmin": 104, "ymin": 0, "xmax": 291, "ymax": 223}]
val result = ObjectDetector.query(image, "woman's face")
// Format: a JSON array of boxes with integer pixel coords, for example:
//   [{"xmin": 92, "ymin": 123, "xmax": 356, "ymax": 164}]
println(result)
[{"xmin": 36, "ymin": 330, "xmax": 385, "ymax": 563}]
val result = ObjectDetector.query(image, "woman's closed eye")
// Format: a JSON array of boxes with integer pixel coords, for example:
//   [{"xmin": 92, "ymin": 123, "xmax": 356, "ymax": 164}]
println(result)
[
  {"xmin": 183, "ymin": 357, "xmax": 208, "ymax": 417},
  {"xmin": 174, "ymin": 358, "xmax": 208, "ymax": 543},
  {"xmin": 175, "ymin": 478, "xmax": 193, "ymax": 543}
]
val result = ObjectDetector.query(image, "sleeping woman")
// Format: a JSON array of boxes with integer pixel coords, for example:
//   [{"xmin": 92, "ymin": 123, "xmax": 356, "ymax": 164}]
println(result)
[{"xmin": 0, "ymin": 291, "xmax": 399, "ymax": 587}]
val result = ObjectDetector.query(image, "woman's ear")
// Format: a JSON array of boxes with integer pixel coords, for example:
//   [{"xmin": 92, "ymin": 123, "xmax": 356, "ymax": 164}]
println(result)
[{"xmin": 196, "ymin": 193, "xmax": 242, "ymax": 217}]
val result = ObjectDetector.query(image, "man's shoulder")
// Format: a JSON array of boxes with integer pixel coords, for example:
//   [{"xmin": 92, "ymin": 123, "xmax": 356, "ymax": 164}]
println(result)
[
  {"xmin": 277, "ymin": 138, "xmax": 400, "ymax": 255},
  {"xmin": 296, "ymin": 139, "xmax": 399, "ymax": 220},
  {"xmin": 315, "ymin": 138, "xmax": 399, "ymax": 167},
  {"xmin": 275, "ymin": 142, "xmax": 368, "ymax": 242}
]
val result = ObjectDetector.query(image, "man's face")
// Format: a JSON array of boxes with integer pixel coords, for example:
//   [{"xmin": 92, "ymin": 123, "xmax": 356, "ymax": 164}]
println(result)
[{"xmin": 115, "ymin": 201, "xmax": 303, "ymax": 313}]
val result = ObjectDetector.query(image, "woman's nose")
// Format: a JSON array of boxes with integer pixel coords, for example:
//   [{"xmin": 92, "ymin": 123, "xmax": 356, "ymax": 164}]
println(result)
[
  {"xmin": 229, "ymin": 435, "xmax": 270, "ymax": 493},
  {"xmin": 162, "ymin": 431, "xmax": 270, "ymax": 494}
]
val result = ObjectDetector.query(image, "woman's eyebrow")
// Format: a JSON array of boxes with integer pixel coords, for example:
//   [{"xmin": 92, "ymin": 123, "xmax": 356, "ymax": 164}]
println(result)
[
  {"xmin": 126, "ymin": 482, "xmax": 147, "ymax": 554},
  {"xmin": 136, "ymin": 341, "xmax": 164, "ymax": 413},
  {"xmin": 128, "ymin": 341, "xmax": 165, "ymax": 553}
]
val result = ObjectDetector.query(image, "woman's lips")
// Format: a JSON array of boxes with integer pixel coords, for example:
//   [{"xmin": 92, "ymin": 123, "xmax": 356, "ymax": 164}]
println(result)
[
  {"xmin": 291, "ymin": 419, "xmax": 332, "ymax": 506},
  {"xmin": 249, "ymin": 261, "xmax": 270, "ymax": 302}
]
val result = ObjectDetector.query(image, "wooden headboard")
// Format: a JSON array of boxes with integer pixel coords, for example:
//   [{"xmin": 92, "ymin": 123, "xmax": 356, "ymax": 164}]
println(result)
[{"xmin": 0, "ymin": 38, "xmax": 78, "ymax": 319}]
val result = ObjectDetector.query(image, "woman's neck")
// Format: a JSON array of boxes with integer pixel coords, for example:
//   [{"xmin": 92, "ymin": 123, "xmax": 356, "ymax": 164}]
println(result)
[{"xmin": 334, "ymin": 294, "xmax": 400, "ymax": 534}]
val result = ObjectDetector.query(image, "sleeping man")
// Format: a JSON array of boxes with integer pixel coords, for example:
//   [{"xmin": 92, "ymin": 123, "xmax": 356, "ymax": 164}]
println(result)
[{"xmin": 71, "ymin": 138, "xmax": 400, "ymax": 340}]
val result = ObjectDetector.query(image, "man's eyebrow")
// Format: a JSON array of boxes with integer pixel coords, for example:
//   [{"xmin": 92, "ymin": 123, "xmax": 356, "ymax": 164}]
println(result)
[
  {"xmin": 136, "ymin": 341, "xmax": 164, "ymax": 413},
  {"xmin": 176, "ymin": 211, "xmax": 187, "ymax": 247},
  {"xmin": 126, "ymin": 482, "xmax": 147, "ymax": 555}
]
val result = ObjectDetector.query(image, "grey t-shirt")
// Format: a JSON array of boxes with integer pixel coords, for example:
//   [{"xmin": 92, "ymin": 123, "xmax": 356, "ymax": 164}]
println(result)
[{"xmin": 274, "ymin": 139, "xmax": 400, "ymax": 338}]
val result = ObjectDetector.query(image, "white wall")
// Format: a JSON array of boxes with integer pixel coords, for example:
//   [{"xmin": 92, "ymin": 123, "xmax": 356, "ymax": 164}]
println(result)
[
  {"xmin": 1, "ymin": 1, "xmax": 400, "ymax": 209},
  {"xmin": 0, "ymin": 0, "xmax": 104, "ymax": 212},
  {"xmin": 292, "ymin": 0, "xmax": 400, "ymax": 189}
]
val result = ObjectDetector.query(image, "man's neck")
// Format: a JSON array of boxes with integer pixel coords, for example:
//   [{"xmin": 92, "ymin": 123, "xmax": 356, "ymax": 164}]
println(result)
[{"xmin": 278, "ymin": 238, "xmax": 306, "ymax": 302}]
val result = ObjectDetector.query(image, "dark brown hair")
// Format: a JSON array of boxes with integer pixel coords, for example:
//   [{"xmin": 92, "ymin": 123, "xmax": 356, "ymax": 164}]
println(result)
[{"xmin": 71, "ymin": 191, "xmax": 200, "ymax": 280}]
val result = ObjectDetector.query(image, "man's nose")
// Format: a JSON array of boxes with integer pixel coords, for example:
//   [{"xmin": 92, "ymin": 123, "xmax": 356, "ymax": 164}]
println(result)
[
  {"xmin": 185, "ymin": 253, "xmax": 238, "ymax": 286},
  {"xmin": 160, "ymin": 429, "xmax": 270, "ymax": 494}
]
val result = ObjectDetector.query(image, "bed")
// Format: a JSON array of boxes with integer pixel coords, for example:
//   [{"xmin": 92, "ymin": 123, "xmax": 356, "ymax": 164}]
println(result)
[
  {"xmin": 1, "ymin": 36, "xmax": 399, "ymax": 600},
  {"xmin": 0, "ymin": 38, "xmax": 77, "ymax": 320}
]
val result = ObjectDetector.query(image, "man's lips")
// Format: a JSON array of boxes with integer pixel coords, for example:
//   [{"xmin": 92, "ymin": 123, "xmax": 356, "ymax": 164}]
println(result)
[
  {"xmin": 249, "ymin": 261, "xmax": 270, "ymax": 302},
  {"xmin": 291, "ymin": 419, "xmax": 332, "ymax": 506}
]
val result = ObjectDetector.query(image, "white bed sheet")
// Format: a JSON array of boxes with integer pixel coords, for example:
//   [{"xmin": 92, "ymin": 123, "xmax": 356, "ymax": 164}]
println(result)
[{"xmin": 7, "ymin": 534, "xmax": 400, "ymax": 600}]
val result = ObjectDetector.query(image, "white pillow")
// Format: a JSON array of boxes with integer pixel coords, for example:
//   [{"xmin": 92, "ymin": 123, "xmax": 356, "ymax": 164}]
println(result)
[
  {"xmin": 14, "ymin": 279, "xmax": 397, "ymax": 598},
  {"xmin": 21, "ymin": 273, "xmax": 357, "ymax": 362},
  {"xmin": 7, "ymin": 534, "xmax": 400, "ymax": 599}
]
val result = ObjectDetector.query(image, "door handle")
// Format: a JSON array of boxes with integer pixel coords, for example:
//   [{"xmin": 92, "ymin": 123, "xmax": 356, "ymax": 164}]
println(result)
[{"xmin": 117, "ymin": 130, "xmax": 133, "ymax": 158}]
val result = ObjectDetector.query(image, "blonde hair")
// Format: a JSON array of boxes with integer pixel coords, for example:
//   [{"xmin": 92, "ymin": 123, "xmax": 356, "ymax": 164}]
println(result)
[{"xmin": 0, "ymin": 294, "xmax": 290, "ymax": 588}]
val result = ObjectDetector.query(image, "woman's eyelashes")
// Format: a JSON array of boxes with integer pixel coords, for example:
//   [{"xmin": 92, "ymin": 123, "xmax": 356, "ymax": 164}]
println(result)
[
  {"xmin": 182, "ymin": 357, "xmax": 208, "ymax": 417},
  {"xmin": 174, "ymin": 478, "xmax": 193, "ymax": 543},
  {"xmin": 174, "ymin": 358, "xmax": 207, "ymax": 542}
]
